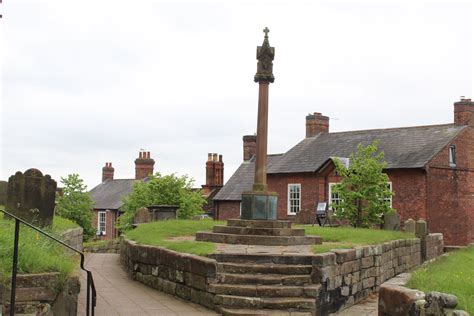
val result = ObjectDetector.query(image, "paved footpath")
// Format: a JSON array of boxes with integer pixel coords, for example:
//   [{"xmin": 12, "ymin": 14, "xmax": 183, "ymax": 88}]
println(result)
[{"xmin": 78, "ymin": 253, "xmax": 218, "ymax": 316}]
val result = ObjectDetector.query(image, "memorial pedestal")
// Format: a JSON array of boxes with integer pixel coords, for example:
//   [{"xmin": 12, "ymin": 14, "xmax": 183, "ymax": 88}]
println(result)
[{"xmin": 240, "ymin": 191, "xmax": 278, "ymax": 220}]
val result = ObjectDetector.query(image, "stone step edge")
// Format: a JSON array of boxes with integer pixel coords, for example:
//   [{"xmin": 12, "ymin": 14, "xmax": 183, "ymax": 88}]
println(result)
[
  {"xmin": 217, "ymin": 306, "xmax": 314, "ymax": 316},
  {"xmin": 196, "ymin": 232, "xmax": 322, "ymax": 246},
  {"xmin": 216, "ymin": 273, "xmax": 312, "ymax": 285},
  {"xmin": 216, "ymin": 294, "xmax": 316, "ymax": 309},
  {"xmin": 217, "ymin": 262, "xmax": 312, "ymax": 274},
  {"xmin": 210, "ymin": 253, "xmax": 315, "ymax": 265},
  {"xmin": 209, "ymin": 283, "xmax": 321, "ymax": 298},
  {"xmin": 213, "ymin": 225, "xmax": 306, "ymax": 236},
  {"xmin": 227, "ymin": 219, "xmax": 293, "ymax": 229}
]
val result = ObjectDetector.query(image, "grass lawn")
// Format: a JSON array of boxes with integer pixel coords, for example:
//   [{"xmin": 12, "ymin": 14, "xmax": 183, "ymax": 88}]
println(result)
[
  {"xmin": 407, "ymin": 246, "xmax": 474, "ymax": 314},
  {"xmin": 125, "ymin": 219, "xmax": 225, "ymax": 256},
  {"xmin": 0, "ymin": 206, "xmax": 79, "ymax": 285},
  {"xmin": 300, "ymin": 225, "xmax": 415, "ymax": 253}
]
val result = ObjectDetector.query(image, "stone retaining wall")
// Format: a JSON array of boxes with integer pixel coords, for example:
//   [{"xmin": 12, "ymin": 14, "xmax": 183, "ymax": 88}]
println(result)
[
  {"xmin": 60, "ymin": 227, "xmax": 83, "ymax": 252},
  {"xmin": 120, "ymin": 237, "xmax": 217, "ymax": 310},
  {"xmin": 424, "ymin": 233, "xmax": 444, "ymax": 261},
  {"xmin": 85, "ymin": 238, "xmax": 120, "ymax": 253},
  {"xmin": 312, "ymin": 238, "xmax": 422, "ymax": 314},
  {"xmin": 0, "ymin": 272, "xmax": 80, "ymax": 315},
  {"xmin": 379, "ymin": 283, "xmax": 469, "ymax": 315}
]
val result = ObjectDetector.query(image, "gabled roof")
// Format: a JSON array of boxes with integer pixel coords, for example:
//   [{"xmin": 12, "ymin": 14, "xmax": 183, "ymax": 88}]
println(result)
[
  {"xmin": 214, "ymin": 123, "xmax": 466, "ymax": 202},
  {"xmin": 90, "ymin": 179, "xmax": 136, "ymax": 210},
  {"xmin": 213, "ymin": 154, "xmax": 283, "ymax": 201},
  {"xmin": 268, "ymin": 124, "xmax": 465, "ymax": 174}
]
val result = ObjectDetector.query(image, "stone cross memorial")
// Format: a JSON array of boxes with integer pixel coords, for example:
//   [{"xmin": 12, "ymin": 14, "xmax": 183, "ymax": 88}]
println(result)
[
  {"xmin": 241, "ymin": 27, "xmax": 278, "ymax": 220},
  {"xmin": 6, "ymin": 168, "xmax": 57, "ymax": 227}
]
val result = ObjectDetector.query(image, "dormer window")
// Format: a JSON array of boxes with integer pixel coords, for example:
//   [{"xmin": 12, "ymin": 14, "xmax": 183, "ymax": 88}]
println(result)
[{"xmin": 449, "ymin": 145, "xmax": 456, "ymax": 167}]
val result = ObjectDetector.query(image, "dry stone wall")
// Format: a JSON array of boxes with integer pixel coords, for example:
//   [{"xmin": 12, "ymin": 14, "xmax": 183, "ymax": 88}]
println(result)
[
  {"xmin": 312, "ymin": 238, "xmax": 422, "ymax": 314},
  {"xmin": 120, "ymin": 238, "xmax": 217, "ymax": 310}
]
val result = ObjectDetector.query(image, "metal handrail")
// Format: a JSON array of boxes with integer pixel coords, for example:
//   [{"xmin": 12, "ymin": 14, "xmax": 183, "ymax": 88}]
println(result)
[{"xmin": 0, "ymin": 209, "xmax": 96, "ymax": 316}]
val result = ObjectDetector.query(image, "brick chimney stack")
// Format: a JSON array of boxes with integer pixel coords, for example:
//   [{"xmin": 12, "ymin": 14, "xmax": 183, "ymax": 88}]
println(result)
[
  {"xmin": 204, "ymin": 153, "xmax": 224, "ymax": 192},
  {"xmin": 102, "ymin": 162, "xmax": 114, "ymax": 182},
  {"xmin": 135, "ymin": 151, "xmax": 155, "ymax": 180},
  {"xmin": 243, "ymin": 135, "xmax": 257, "ymax": 161},
  {"xmin": 454, "ymin": 97, "xmax": 474, "ymax": 126},
  {"xmin": 306, "ymin": 112, "xmax": 329, "ymax": 138}
]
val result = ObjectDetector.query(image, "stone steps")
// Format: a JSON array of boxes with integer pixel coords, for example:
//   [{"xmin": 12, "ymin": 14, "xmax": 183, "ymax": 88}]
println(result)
[
  {"xmin": 216, "ymin": 295, "xmax": 316, "ymax": 310},
  {"xmin": 217, "ymin": 262, "xmax": 312, "ymax": 274},
  {"xmin": 209, "ymin": 284, "xmax": 321, "ymax": 298},
  {"xmin": 210, "ymin": 253, "xmax": 314, "ymax": 265},
  {"xmin": 217, "ymin": 273, "xmax": 312, "ymax": 285},
  {"xmin": 196, "ymin": 232, "xmax": 321, "ymax": 246},
  {"xmin": 218, "ymin": 307, "xmax": 314, "ymax": 316},
  {"xmin": 213, "ymin": 225, "xmax": 306, "ymax": 236},
  {"xmin": 227, "ymin": 219, "xmax": 293, "ymax": 229}
]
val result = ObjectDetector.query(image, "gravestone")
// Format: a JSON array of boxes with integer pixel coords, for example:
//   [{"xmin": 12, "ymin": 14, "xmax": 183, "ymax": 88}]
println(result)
[
  {"xmin": 404, "ymin": 218, "xmax": 416, "ymax": 233},
  {"xmin": 134, "ymin": 207, "xmax": 150, "ymax": 224},
  {"xmin": 382, "ymin": 212, "xmax": 400, "ymax": 230},
  {"xmin": 0, "ymin": 180, "xmax": 7, "ymax": 205},
  {"xmin": 6, "ymin": 169, "xmax": 57, "ymax": 227},
  {"xmin": 415, "ymin": 219, "xmax": 428, "ymax": 239}
]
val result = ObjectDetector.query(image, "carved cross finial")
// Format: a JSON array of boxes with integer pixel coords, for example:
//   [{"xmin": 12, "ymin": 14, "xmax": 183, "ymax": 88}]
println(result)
[{"xmin": 263, "ymin": 27, "xmax": 269, "ymax": 38}]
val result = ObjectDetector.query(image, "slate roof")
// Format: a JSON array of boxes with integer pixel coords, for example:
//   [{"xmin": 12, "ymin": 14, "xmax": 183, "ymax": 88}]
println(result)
[
  {"xmin": 268, "ymin": 124, "xmax": 465, "ymax": 173},
  {"xmin": 213, "ymin": 154, "xmax": 283, "ymax": 201},
  {"xmin": 90, "ymin": 179, "xmax": 137, "ymax": 210},
  {"xmin": 214, "ymin": 124, "xmax": 465, "ymax": 201}
]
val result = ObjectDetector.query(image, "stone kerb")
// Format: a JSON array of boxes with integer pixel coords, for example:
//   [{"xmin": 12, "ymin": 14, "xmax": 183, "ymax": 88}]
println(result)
[
  {"xmin": 311, "ymin": 239, "xmax": 422, "ymax": 314},
  {"xmin": 120, "ymin": 237, "xmax": 217, "ymax": 310}
]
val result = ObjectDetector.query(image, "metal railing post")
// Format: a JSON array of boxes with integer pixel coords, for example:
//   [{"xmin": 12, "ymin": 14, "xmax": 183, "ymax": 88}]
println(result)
[
  {"xmin": 9, "ymin": 219, "xmax": 20, "ymax": 316},
  {"xmin": 1, "ymin": 209, "xmax": 96, "ymax": 316}
]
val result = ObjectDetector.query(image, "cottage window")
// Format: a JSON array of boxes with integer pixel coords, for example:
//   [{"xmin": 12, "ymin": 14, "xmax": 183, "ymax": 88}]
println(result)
[
  {"xmin": 328, "ymin": 183, "xmax": 342, "ymax": 210},
  {"xmin": 287, "ymin": 184, "xmax": 301, "ymax": 215},
  {"xmin": 383, "ymin": 182, "xmax": 393, "ymax": 208},
  {"xmin": 449, "ymin": 145, "xmax": 456, "ymax": 166},
  {"xmin": 98, "ymin": 211, "xmax": 106, "ymax": 235}
]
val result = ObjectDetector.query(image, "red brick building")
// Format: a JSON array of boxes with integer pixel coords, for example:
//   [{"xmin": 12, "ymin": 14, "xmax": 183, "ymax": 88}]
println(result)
[
  {"xmin": 201, "ymin": 153, "xmax": 224, "ymax": 216},
  {"xmin": 90, "ymin": 151, "xmax": 154, "ymax": 240},
  {"xmin": 214, "ymin": 98, "xmax": 474, "ymax": 246}
]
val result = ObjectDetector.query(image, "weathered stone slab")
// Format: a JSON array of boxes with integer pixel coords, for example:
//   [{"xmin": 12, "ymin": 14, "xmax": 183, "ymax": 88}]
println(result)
[{"xmin": 6, "ymin": 169, "xmax": 56, "ymax": 227}]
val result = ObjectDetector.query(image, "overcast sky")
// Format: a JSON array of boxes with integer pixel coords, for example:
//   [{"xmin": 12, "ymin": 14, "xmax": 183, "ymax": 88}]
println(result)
[{"xmin": 1, "ymin": 0, "xmax": 473, "ymax": 189}]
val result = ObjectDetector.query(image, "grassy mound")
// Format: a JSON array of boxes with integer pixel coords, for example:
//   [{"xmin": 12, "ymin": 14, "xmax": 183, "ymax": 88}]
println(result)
[
  {"xmin": 0, "ymin": 209, "xmax": 79, "ymax": 282},
  {"xmin": 300, "ymin": 225, "xmax": 414, "ymax": 253},
  {"xmin": 125, "ymin": 219, "xmax": 225, "ymax": 256},
  {"xmin": 407, "ymin": 246, "xmax": 474, "ymax": 314}
]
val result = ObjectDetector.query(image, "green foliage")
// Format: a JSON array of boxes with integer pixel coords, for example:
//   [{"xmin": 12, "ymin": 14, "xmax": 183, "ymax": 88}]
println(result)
[
  {"xmin": 118, "ymin": 173, "xmax": 206, "ymax": 231},
  {"xmin": 52, "ymin": 216, "xmax": 79, "ymax": 232},
  {"xmin": 407, "ymin": 246, "xmax": 474, "ymax": 313},
  {"xmin": 0, "ymin": 215, "xmax": 77, "ymax": 285},
  {"xmin": 331, "ymin": 141, "xmax": 394, "ymax": 227},
  {"xmin": 55, "ymin": 174, "xmax": 95, "ymax": 240},
  {"xmin": 125, "ymin": 219, "xmax": 225, "ymax": 256},
  {"xmin": 300, "ymin": 225, "xmax": 414, "ymax": 253}
]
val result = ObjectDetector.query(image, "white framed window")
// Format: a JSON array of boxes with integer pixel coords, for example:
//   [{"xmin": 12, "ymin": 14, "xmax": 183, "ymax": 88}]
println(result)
[
  {"xmin": 449, "ymin": 145, "xmax": 456, "ymax": 167},
  {"xmin": 287, "ymin": 184, "xmax": 301, "ymax": 215},
  {"xmin": 97, "ymin": 211, "xmax": 106, "ymax": 235},
  {"xmin": 383, "ymin": 182, "xmax": 393, "ymax": 208},
  {"xmin": 328, "ymin": 183, "xmax": 342, "ymax": 210}
]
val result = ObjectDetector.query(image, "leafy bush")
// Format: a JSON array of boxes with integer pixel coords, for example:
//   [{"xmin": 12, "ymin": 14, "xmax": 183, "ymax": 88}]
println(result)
[
  {"xmin": 118, "ymin": 173, "xmax": 206, "ymax": 231},
  {"xmin": 332, "ymin": 141, "xmax": 394, "ymax": 227},
  {"xmin": 55, "ymin": 174, "xmax": 95, "ymax": 240}
]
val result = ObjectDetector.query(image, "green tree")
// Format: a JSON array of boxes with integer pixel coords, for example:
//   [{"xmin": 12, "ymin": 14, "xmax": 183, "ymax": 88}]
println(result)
[
  {"xmin": 55, "ymin": 174, "xmax": 95, "ymax": 239},
  {"xmin": 118, "ymin": 173, "xmax": 206, "ymax": 231},
  {"xmin": 331, "ymin": 141, "xmax": 394, "ymax": 228}
]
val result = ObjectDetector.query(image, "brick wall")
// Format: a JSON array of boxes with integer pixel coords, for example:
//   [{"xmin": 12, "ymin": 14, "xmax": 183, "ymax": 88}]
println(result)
[
  {"xmin": 215, "ymin": 201, "xmax": 240, "ymax": 220},
  {"xmin": 427, "ymin": 127, "xmax": 474, "ymax": 245}
]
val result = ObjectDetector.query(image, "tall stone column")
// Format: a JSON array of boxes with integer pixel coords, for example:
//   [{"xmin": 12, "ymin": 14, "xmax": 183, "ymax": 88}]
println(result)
[{"xmin": 241, "ymin": 27, "xmax": 278, "ymax": 220}]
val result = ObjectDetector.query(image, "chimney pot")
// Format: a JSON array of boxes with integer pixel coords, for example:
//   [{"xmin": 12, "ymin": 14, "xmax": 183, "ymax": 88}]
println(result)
[
  {"xmin": 243, "ymin": 134, "xmax": 257, "ymax": 161},
  {"xmin": 219, "ymin": 154, "xmax": 223, "ymax": 163},
  {"xmin": 306, "ymin": 112, "xmax": 329, "ymax": 137},
  {"xmin": 454, "ymin": 97, "xmax": 474, "ymax": 126}
]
